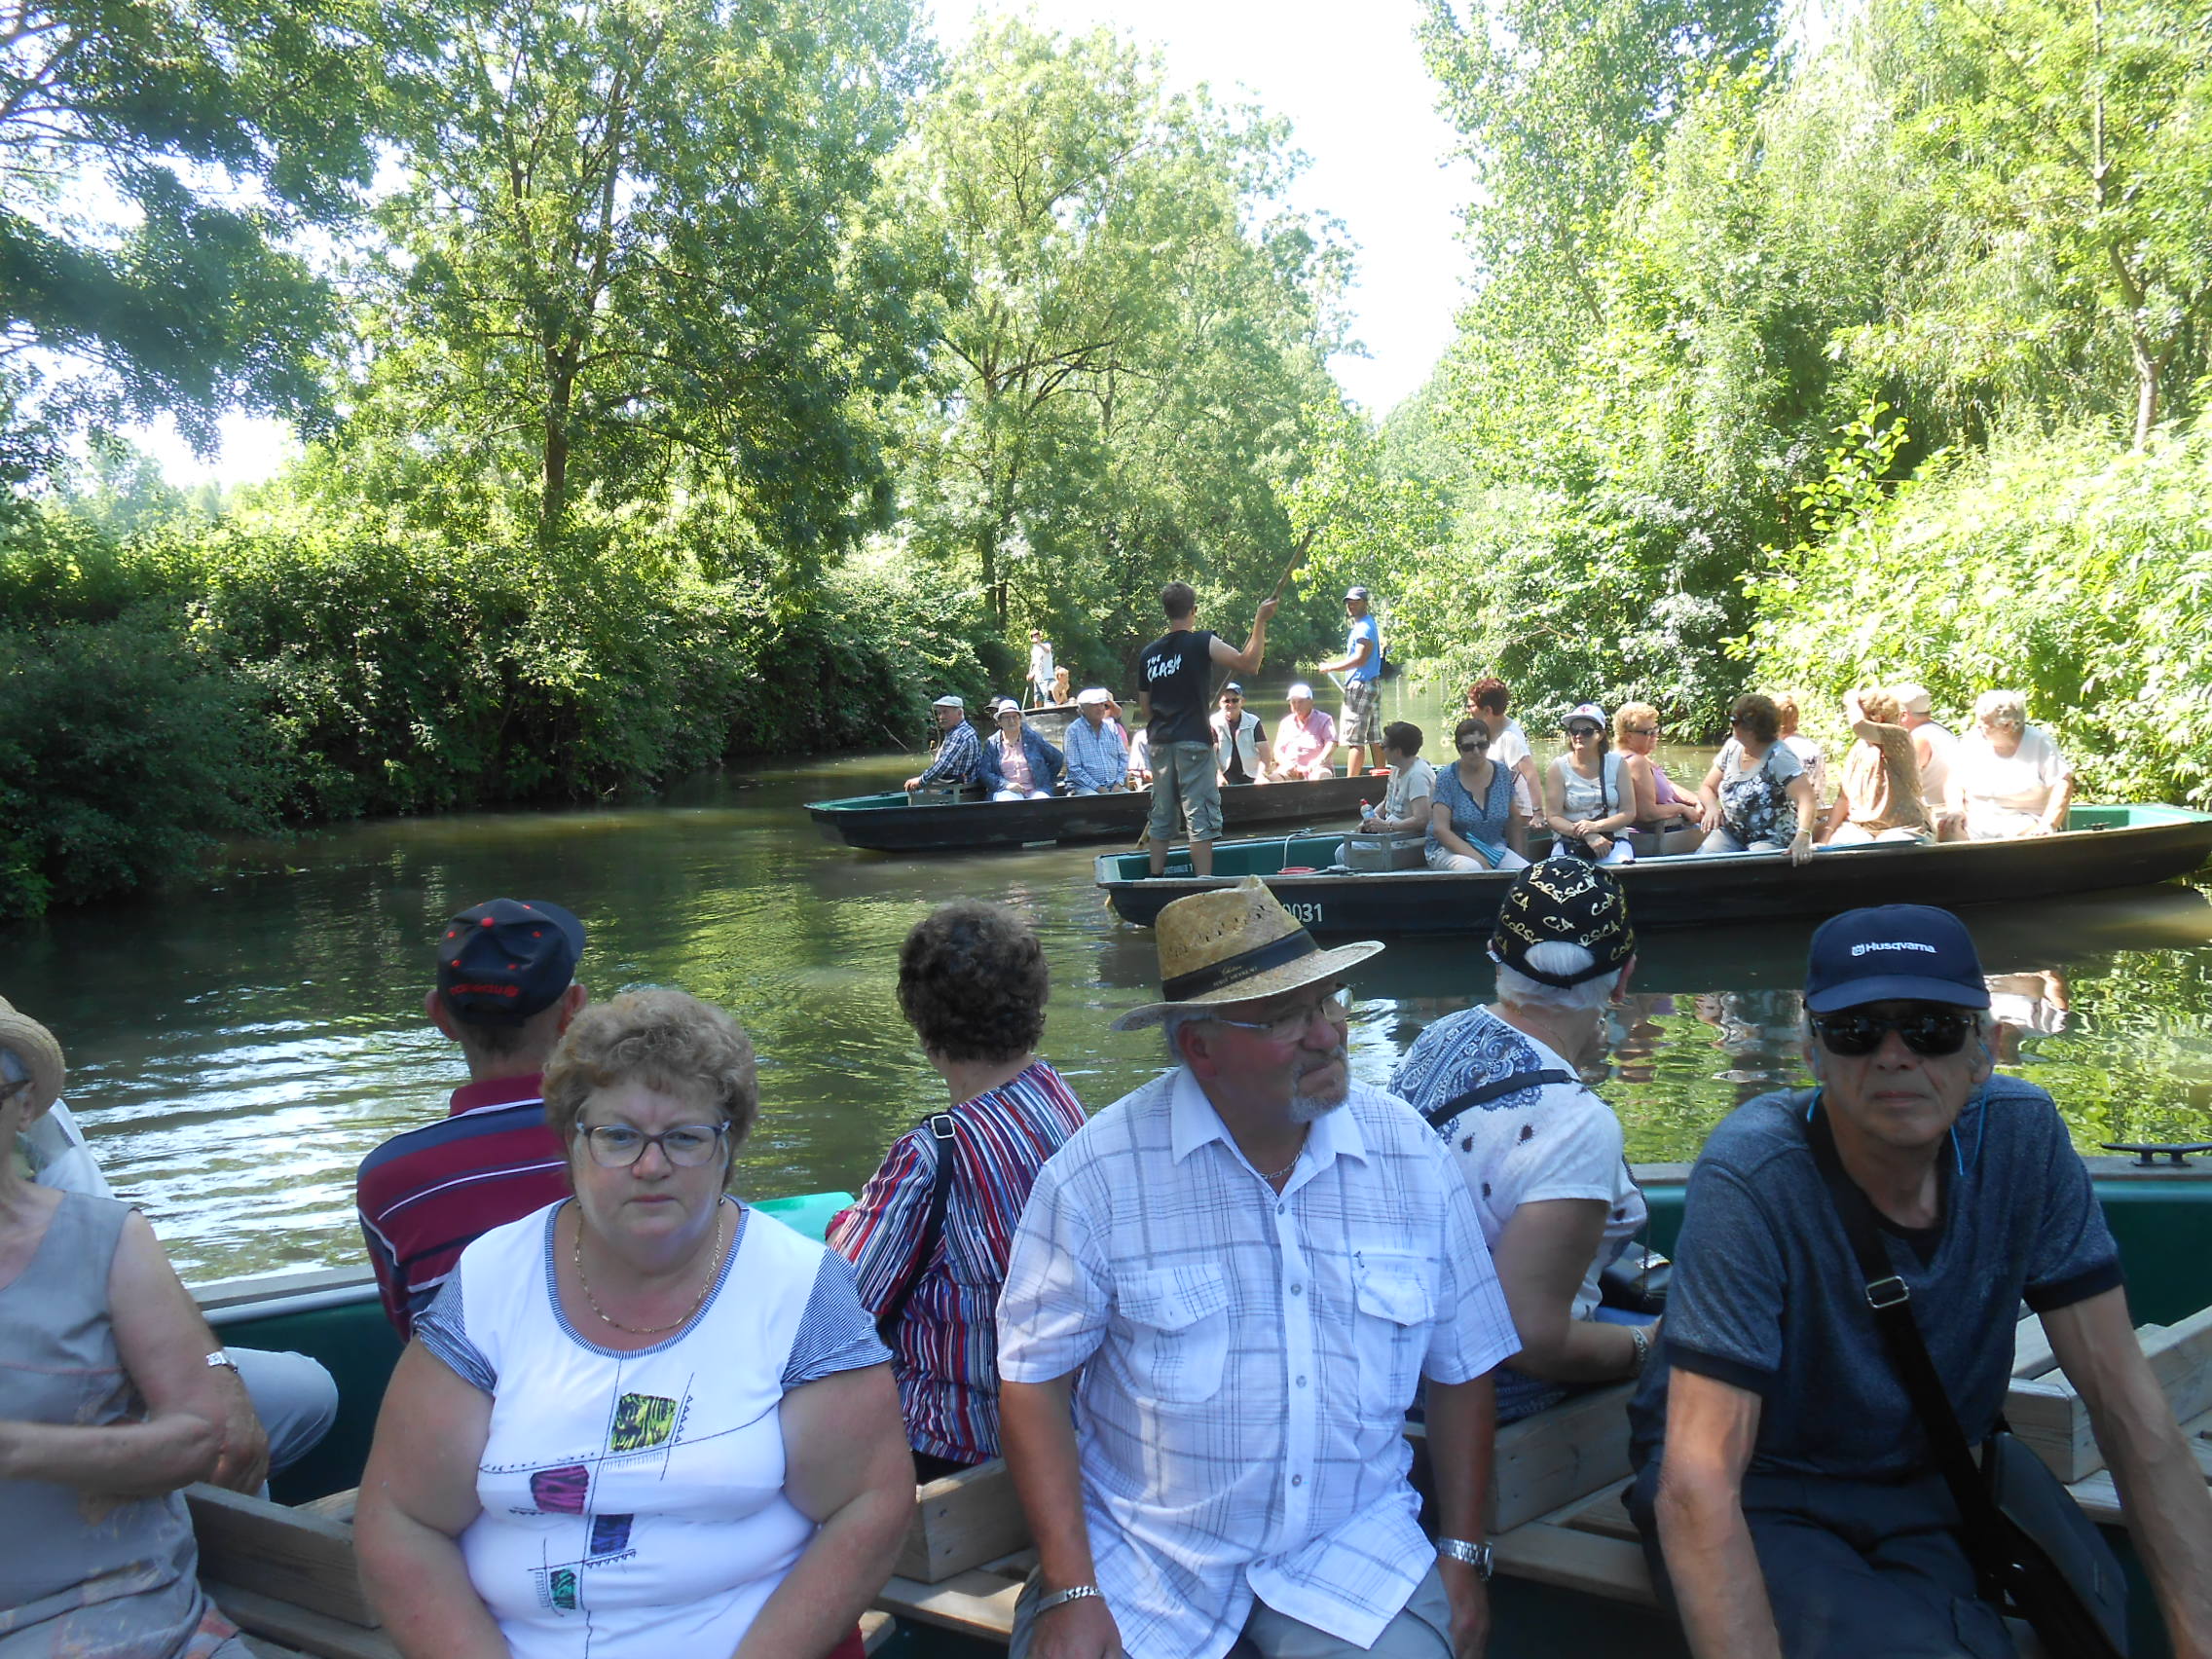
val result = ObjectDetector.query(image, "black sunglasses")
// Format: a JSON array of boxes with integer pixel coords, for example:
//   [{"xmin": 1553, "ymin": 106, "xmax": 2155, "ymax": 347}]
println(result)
[
  {"xmin": 1811, "ymin": 1008, "xmax": 1975, "ymax": 1058},
  {"xmin": 1457, "ymin": 737, "xmax": 1490, "ymax": 751}
]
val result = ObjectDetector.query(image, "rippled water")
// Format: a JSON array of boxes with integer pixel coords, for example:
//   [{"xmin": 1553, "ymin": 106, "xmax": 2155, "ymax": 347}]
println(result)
[{"xmin": 10, "ymin": 682, "xmax": 2211, "ymax": 1283}]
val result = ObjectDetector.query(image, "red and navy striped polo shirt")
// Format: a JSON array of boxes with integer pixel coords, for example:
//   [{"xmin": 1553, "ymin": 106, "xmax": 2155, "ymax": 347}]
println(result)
[{"xmin": 355, "ymin": 1073, "xmax": 571, "ymax": 1340}]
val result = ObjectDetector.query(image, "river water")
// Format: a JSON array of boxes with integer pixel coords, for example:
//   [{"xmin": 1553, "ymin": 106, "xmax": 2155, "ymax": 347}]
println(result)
[{"xmin": 11, "ymin": 684, "xmax": 2212, "ymax": 1283}]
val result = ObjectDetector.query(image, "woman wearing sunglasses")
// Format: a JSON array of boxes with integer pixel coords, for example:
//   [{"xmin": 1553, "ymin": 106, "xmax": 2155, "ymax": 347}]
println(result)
[
  {"xmin": 1425, "ymin": 716, "xmax": 1531, "ymax": 871},
  {"xmin": 1692, "ymin": 693, "xmax": 1817, "ymax": 864},
  {"xmin": 358, "ymin": 990, "xmax": 911, "ymax": 1659},
  {"xmin": 1613, "ymin": 702, "xmax": 1706, "ymax": 849},
  {"xmin": 1542, "ymin": 703, "xmax": 1636, "ymax": 864}
]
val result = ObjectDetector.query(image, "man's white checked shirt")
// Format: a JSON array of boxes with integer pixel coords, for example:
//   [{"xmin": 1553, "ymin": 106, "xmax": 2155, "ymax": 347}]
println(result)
[{"xmin": 997, "ymin": 1067, "xmax": 1518, "ymax": 1659}]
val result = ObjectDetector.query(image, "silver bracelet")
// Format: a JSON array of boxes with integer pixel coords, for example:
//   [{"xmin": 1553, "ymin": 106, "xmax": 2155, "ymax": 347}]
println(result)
[
  {"xmin": 1034, "ymin": 1583, "xmax": 1103, "ymax": 1616},
  {"xmin": 1435, "ymin": 1536, "xmax": 1494, "ymax": 1579},
  {"xmin": 1628, "ymin": 1323, "xmax": 1651, "ymax": 1375}
]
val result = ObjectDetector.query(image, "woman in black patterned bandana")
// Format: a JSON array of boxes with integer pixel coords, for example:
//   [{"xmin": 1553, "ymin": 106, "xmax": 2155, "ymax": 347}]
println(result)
[{"xmin": 1389, "ymin": 863, "xmax": 1656, "ymax": 1423}]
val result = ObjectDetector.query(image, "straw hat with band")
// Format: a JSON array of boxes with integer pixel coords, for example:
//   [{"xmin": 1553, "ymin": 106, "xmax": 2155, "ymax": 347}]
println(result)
[
  {"xmin": 0, "ymin": 995, "xmax": 66, "ymax": 1117},
  {"xmin": 1487, "ymin": 861, "xmax": 1634, "ymax": 988},
  {"xmin": 1113, "ymin": 876, "xmax": 1383, "ymax": 1030}
]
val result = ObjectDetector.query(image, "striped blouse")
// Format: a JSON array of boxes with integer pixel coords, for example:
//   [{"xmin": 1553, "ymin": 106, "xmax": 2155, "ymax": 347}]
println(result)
[{"xmin": 827, "ymin": 1061, "xmax": 1086, "ymax": 1464}]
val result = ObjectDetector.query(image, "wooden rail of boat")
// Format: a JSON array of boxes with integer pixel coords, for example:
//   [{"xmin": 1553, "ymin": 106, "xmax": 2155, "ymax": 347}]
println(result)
[
  {"xmin": 1094, "ymin": 804, "xmax": 2212, "ymax": 933},
  {"xmin": 807, "ymin": 772, "xmax": 1375, "ymax": 852}
]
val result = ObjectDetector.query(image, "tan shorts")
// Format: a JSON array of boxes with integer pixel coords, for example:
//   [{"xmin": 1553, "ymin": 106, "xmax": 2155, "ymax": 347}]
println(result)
[{"xmin": 1148, "ymin": 741, "xmax": 1224, "ymax": 842}]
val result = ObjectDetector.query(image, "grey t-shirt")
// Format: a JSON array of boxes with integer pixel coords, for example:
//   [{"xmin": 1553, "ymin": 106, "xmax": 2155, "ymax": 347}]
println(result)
[{"xmin": 1629, "ymin": 1080, "xmax": 2121, "ymax": 1481}]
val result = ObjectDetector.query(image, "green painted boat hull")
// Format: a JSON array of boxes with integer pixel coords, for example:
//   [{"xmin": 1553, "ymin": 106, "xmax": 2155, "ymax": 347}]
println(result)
[
  {"xmin": 207, "ymin": 1175, "xmax": 2212, "ymax": 1657},
  {"xmin": 1094, "ymin": 804, "xmax": 2212, "ymax": 935}
]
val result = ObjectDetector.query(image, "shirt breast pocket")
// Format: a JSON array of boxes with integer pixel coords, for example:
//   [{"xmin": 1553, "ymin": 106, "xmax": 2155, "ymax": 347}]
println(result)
[
  {"xmin": 1353, "ymin": 1256, "xmax": 1435, "ymax": 1417},
  {"xmin": 1118, "ymin": 1264, "xmax": 1232, "ymax": 1404}
]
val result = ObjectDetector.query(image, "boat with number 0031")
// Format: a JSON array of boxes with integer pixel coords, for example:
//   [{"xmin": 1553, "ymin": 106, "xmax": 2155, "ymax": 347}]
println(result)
[
  {"xmin": 1092, "ymin": 803, "xmax": 2212, "ymax": 934},
  {"xmin": 808, "ymin": 772, "xmax": 1374, "ymax": 853}
]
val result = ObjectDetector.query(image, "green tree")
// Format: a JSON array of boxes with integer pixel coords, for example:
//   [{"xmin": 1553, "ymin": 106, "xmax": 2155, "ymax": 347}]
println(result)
[
  {"xmin": 347, "ymin": 0, "xmax": 932, "ymax": 554},
  {"xmin": 1856, "ymin": 0, "xmax": 2212, "ymax": 448},
  {"xmin": 889, "ymin": 18, "xmax": 1345, "ymax": 661},
  {"xmin": 0, "ymin": 0, "xmax": 392, "ymax": 445}
]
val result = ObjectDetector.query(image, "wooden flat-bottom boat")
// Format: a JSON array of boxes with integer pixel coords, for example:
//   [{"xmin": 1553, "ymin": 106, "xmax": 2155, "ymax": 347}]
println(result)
[
  {"xmin": 808, "ymin": 773, "xmax": 1374, "ymax": 853},
  {"xmin": 191, "ymin": 1161, "xmax": 2212, "ymax": 1658},
  {"xmin": 1094, "ymin": 803, "xmax": 2212, "ymax": 933}
]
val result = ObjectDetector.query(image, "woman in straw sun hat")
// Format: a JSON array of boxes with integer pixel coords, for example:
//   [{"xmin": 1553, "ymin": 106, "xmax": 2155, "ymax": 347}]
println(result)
[{"xmin": 0, "ymin": 999, "xmax": 262, "ymax": 1657}]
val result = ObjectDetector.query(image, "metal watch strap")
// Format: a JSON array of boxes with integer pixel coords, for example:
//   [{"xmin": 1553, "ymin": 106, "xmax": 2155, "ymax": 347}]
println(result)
[
  {"xmin": 204, "ymin": 1349, "xmax": 240, "ymax": 1375},
  {"xmin": 1435, "ymin": 1536, "xmax": 1493, "ymax": 1578},
  {"xmin": 1034, "ymin": 1583, "xmax": 1103, "ymax": 1615},
  {"xmin": 1628, "ymin": 1322, "xmax": 1651, "ymax": 1375}
]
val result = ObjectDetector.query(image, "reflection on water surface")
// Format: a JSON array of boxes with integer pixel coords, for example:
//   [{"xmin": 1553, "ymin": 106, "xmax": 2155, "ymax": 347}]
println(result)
[{"xmin": 9, "ymin": 729, "xmax": 2211, "ymax": 1282}]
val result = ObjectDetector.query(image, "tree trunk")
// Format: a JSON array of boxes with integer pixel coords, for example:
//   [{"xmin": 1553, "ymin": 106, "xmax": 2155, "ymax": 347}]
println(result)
[
  {"xmin": 542, "ymin": 342, "xmax": 574, "ymax": 538},
  {"xmin": 2130, "ymin": 333, "xmax": 2159, "ymax": 451}
]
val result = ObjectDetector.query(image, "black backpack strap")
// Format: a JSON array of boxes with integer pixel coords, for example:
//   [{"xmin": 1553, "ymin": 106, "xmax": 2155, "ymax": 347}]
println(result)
[
  {"xmin": 1422, "ymin": 1069, "xmax": 1575, "ymax": 1127},
  {"xmin": 1806, "ymin": 1108, "xmax": 2007, "ymax": 1597},
  {"xmin": 875, "ymin": 1113, "xmax": 958, "ymax": 1342}
]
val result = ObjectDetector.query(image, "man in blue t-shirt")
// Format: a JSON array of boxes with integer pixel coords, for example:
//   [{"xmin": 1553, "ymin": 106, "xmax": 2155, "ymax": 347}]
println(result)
[
  {"xmin": 1316, "ymin": 585, "xmax": 1383, "ymax": 776},
  {"xmin": 1136, "ymin": 581, "xmax": 1275, "ymax": 877},
  {"xmin": 1630, "ymin": 904, "xmax": 2212, "ymax": 1658}
]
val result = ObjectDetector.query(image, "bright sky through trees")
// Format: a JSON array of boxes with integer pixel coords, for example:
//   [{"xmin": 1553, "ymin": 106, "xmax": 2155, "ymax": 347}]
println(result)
[{"xmin": 138, "ymin": 0, "xmax": 1472, "ymax": 486}]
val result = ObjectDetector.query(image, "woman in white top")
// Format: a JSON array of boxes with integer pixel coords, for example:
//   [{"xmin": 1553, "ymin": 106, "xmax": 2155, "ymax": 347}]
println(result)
[
  {"xmin": 356, "ymin": 990, "xmax": 910, "ymax": 1659},
  {"xmin": 1388, "ymin": 861, "xmax": 1655, "ymax": 1423},
  {"xmin": 1944, "ymin": 689, "xmax": 2077, "ymax": 840},
  {"xmin": 1543, "ymin": 702, "xmax": 1636, "ymax": 863}
]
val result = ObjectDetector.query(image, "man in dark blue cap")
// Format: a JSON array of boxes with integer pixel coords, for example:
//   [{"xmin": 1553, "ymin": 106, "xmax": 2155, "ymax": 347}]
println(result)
[
  {"xmin": 1628, "ymin": 904, "xmax": 2212, "ymax": 1658},
  {"xmin": 355, "ymin": 899, "xmax": 590, "ymax": 1337}
]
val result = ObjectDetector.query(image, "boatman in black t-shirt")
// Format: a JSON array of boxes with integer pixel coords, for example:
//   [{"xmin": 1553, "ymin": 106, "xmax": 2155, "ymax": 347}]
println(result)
[
  {"xmin": 1629, "ymin": 904, "xmax": 2212, "ymax": 1659},
  {"xmin": 1136, "ymin": 581, "xmax": 1275, "ymax": 877}
]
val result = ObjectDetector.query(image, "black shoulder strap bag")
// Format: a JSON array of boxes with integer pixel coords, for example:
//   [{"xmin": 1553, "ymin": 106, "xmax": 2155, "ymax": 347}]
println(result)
[
  {"xmin": 1419, "ymin": 1068, "xmax": 1574, "ymax": 1127},
  {"xmin": 874, "ymin": 1113, "xmax": 958, "ymax": 1344},
  {"xmin": 1808, "ymin": 1111, "xmax": 2130, "ymax": 1658}
]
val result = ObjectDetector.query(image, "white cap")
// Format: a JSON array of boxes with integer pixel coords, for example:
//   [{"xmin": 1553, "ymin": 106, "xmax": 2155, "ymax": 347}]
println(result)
[
  {"xmin": 1287, "ymin": 682, "xmax": 1314, "ymax": 700},
  {"xmin": 1076, "ymin": 687, "xmax": 1110, "ymax": 707},
  {"xmin": 930, "ymin": 693, "xmax": 964, "ymax": 710},
  {"xmin": 994, "ymin": 698, "xmax": 1023, "ymax": 716},
  {"xmin": 1891, "ymin": 682, "xmax": 1934, "ymax": 715}
]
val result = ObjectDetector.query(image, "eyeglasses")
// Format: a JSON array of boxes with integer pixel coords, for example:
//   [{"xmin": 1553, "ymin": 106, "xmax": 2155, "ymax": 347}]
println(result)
[
  {"xmin": 577, "ymin": 1122, "xmax": 729, "ymax": 1168},
  {"xmin": 1566, "ymin": 725, "xmax": 1601, "ymax": 739},
  {"xmin": 1627, "ymin": 725, "xmax": 1659, "ymax": 737},
  {"xmin": 1810, "ymin": 1009, "xmax": 1975, "ymax": 1058},
  {"xmin": 1456, "ymin": 737, "xmax": 1490, "ymax": 752},
  {"xmin": 1205, "ymin": 984, "xmax": 1350, "ymax": 1044}
]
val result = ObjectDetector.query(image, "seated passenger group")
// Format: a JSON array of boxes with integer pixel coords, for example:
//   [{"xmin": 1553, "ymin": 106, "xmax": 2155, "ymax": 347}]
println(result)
[{"xmin": 12, "ymin": 860, "xmax": 2211, "ymax": 1659}]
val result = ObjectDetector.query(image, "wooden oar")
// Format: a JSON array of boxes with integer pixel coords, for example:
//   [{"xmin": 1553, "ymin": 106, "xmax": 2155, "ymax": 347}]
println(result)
[{"xmin": 1268, "ymin": 524, "xmax": 1320, "ymax": 606}]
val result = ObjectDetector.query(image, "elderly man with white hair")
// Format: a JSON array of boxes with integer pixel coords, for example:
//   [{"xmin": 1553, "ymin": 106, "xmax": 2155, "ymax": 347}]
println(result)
[
  {"xmin": 1062, "ymin": 687, "xmax": 1129, "ymax": 795},
  {"xmin": 1389, "ymin": 862, "xmax": 1656, "ymax": 1425},
  {"xmin": 1942, "ymin": 689, "xmax": 2077, "ymax": 840},
  {"xmin": 1270, "ymin": 682, "xmax": 1338, "ymax": 782},
  {"xmin": 997, "ymin": 878, "xmax": 1517, "ymax": 1659}
]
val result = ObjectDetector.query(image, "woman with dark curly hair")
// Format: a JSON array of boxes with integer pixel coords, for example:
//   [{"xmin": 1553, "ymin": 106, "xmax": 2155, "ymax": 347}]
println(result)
[{"xmin": 828, "ymin": 903, "xmax": 1086, "ymax": 1479}]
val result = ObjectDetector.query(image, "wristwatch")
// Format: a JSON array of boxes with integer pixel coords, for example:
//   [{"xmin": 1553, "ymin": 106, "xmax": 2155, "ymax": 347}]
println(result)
[
  {"xmin": 204, "ymin": 1349, "xmax": 240, "ymax": 1376},
  {"xmin": 1436, "ymin": 1536, "xmax": 1494, "ymax": 1579},
  {"xmin": 1628, "ymin": 1322, "xmax": 1651, "ymax": 1376},
  {"xmin": 1034, "ymin": 1583, "xmax": 1103, "ymax": 1616}
]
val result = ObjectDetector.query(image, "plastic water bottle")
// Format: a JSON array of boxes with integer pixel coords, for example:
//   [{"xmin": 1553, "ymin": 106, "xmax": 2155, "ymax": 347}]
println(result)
[{"xmin": 1358, "ymin": 798, "xmax": 1372, "ymax": 829}]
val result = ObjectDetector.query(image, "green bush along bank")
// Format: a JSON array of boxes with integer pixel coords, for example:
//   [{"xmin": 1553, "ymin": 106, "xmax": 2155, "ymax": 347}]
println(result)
[
  {"xmin": 0, "ymin": 510, "xmax": 1000, "ymax": 919},
  {"xmin": 1741, "ymin": 423, "xmax": 2212, "ymax": 812}
]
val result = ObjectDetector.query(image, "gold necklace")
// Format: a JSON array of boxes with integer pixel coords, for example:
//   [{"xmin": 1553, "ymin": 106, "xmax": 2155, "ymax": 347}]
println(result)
[{"xmin": 572, "ymin": 1198, "xmax": 727, "ymax": 1336}]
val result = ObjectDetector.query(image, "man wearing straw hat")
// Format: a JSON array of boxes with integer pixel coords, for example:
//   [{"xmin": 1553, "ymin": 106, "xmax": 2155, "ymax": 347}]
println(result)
[{"xmin": 997, "ymin": 878, "xmax": 1518, "ymax": 1659}]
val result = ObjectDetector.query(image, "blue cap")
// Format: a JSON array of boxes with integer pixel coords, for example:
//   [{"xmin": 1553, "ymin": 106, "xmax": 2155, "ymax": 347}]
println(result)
[
  {"xmin": 1804, "ymin": 904, "xmax": 1989, "ymax": 1014},
  {"xmin": 436, "ymin": 899, "xmax": 585, "ymax": 1025}
]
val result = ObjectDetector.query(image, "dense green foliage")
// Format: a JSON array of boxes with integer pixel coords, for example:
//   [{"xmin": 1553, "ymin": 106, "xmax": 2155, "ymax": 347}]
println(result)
[
  {"xmin": 1374, "ymin": 0, "xmax": 2212, "ymax": 738},
  {"xmin": 10, "ymin": 0, "xmax": 2212, "ymax": 916},
  {"xmin": 1743, "ymin": 423, "xmax": 2212, "ymax": 810}
]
